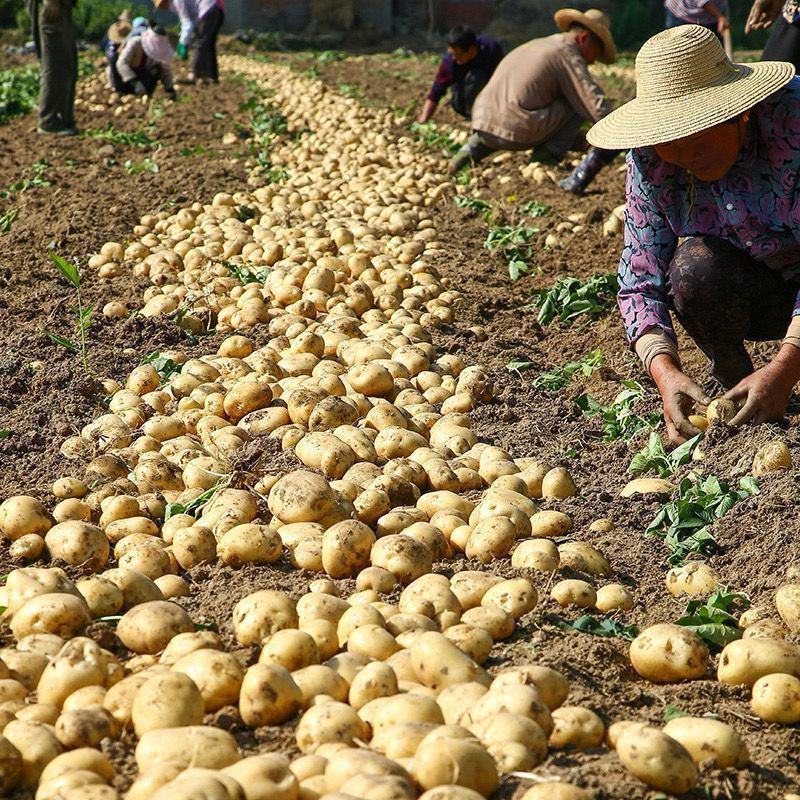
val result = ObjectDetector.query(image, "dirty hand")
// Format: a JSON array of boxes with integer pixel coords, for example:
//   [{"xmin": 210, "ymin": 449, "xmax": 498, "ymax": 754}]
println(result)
[
  {"xmin": 650, "ymin": 357, "xmax": 711, "ymax": 445},
  {"xmin": 745, "ymin": 0, "xmax": 784, "ymax": 34},
  {"xmin": 725, "ymin": 347, "xmax": 800, "ymax": 426},
  {"xmin": 42, "ymin": 0, "xmax": 59, "ymax": 23}
]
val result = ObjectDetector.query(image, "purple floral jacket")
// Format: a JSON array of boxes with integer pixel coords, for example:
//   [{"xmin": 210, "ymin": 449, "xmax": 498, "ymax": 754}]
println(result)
[{"xmin": 618, "ymin": 78, "xmax": 800, "ymax": 344}]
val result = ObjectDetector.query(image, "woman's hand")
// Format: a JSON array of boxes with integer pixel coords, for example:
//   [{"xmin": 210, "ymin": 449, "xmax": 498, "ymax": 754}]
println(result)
[
  {"xmin": 650, "ymin": 355, "xmax": 711, "ymax": 445},
  {"xmin": 725, "ymin": 344, "xmax": 800, "ymax": 426},
  {"xmin": 745, "ymin": 0, "xmax": 784, "ymax": 34}
]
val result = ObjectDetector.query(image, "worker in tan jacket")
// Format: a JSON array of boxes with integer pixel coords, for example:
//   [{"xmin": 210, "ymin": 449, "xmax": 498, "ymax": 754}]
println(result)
[{"xmin": 452, "ymin": 8, "xmax": 620, "ymax": 194}]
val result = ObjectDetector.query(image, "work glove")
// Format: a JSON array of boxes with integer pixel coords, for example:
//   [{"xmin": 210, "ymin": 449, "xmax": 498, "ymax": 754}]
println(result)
[
  {"xmin": 42, "ymin": 0, "xmax": 59, "ymax": 23},
  {"xmin": 177, "ymin": 42, "xmax": 188, "ymax": 60},
  {"xmin": 132, "ymin": 80, "xmax": 146, "ymax": 96}
]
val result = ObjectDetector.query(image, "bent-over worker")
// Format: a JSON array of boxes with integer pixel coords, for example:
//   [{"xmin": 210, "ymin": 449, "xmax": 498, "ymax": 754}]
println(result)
[
  {"xmin": 418, "ymin": 25, "xmax": 504, "ymax": 123},
  {"xmin": 452, "ymin": 7, "xmax": 619, "ymax": 196},
  {"xmin": 587, "ymin": 24, "xmax": 800, "ymax": 444},
  {"xmin": 109, "ymin": 26, "xmax": 176, "ymax": 99}
]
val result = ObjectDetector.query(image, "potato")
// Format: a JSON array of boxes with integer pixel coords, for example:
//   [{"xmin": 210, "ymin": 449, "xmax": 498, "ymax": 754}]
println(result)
[
  {"xmin": 117, "ymin": 602, "xmax": 194, "ymax": 655},
  {"xmin": 492, "ymin": 666, "xmax": 569, "ymax": 711},
  {"xmin": 418, "ymin": 788, "xmax": 486, "ymax": 800},
  {"xmin": 481, "ymin": 579, "xmax": 536, "ymax": 619},
  {"xmin": 511, "ymin": 539, "xmax": 559, "ymax": 571},
  {"xmin": 520, "ymin": 784, "xmax": 593, "ymax": 800},
  {"xmin": 666, "ymin": 562, "xmax": 720, "ymax": 597},
  {"xmin": 595, "ymin": 584, "xmax": 633, "ymax": 612},
  {"xmin": 135, "ymin": 726, "xmax": 240, "ymax": 771},
  {"xmin": 0, "ymin": 496, "xmax": 51, "ymax": 541},
  {"xmin": 751, "ymin": 673, "xmax": 800, "ymax": 723},
  {"xmin": 476, "ymin": 712, "xmax": 547, "ymax": 761},
  {"xmin": 371, "ymin": 535, "xmax": 432, "ymax": 584},
  {"xmin": 339, "ymin": 773, "xmax": 415, "ymax": 800},
  {"xmin": 269, "ymin": 471, "xmax": 338, "ymax": 524},
  {"xmin": 348, "ymin": 661, "xmax": 398, "ymax": 710},
  {"xmin": 218, "ymin": 524, "xmax": 283, "ymax": 566},
  {"xmin": 348, "ymin": 624, "xmax": 400, "ymax": 661},
  {"xmin": 550, "ymin": 579, "xmax": 596, "ymax": 608},
  {"xmin": 464, "ymin": 684, "xmax": 552, "ymax": 735},
  {"xmin": 322, "ymin": 520, "xmax": 375, "ymax": 578},
  {"xmin": 629, "ymin": 624, "xmax": 709, "ymax": 682},
  {"xmin": 295, "ymin": 701, "xmax": 368, "ymax": 754},
  {"xmin": 356, "ymin": 567, "xmax": 397, "ymax": 594},
  {"xmin": 529, "ymin": 511, "xmax": 571, "ymax": 538},
  {"xmin": 706, "ymin": 397, "xmax": 738, "ymax": 424},
  {"xmin": 224, "ymin": 380, "xmax": 273, "ymax": 423},
  {"xmin": 444, "ymin": 625, "xmax": 493, "ymax": 664},
  {"xmin": 558, "ymin": 542, "xmax": 610, "ymax": 577},
  {"xmin": 411, "ymin": 632, "xmax": 488, "ymax": 690},
  {"xmin": 743, "ymin": 619, "xmax": 787, "ymax": 640},
  {"xmin": 411, "ymin": 738, "xmax": 498, "ymax": 797},
  {"xmin": 131, "ymin": 671, "xmax": 204, "ymax": 735},
  {"xmin": 102, "ymin": 568, "xmax": 163, "ymax": 610},
  {"xmin": 0, "ymin": 735, "xmax": 22, "ymax": 794},
  {"xmin": 465, "ymin": 517, "xmax": 516, "ymax": 563},
  {"xmin": 753, "ymin": 440, "xmax": 791, "ymax": 476},
  {"xmin": 233, "ymin": 590, "xmax": 298, "ymax": 645},
  {"xmin": 173, "ymin": 649, "xmax": 245, "ymax": 711},
  {"xmin": 717, "ymin": 638, "xmax": 800, "ymax": 686},
  {"xmin": 2, "ymin": 719, "xmax": 61, "ymax": 785},
  {"xmin": 775, "ymin": 583, "xmax": 800, "ymax": 631},
  {"xmin": 369, "ymin": 693, "xmax": 445, "ymax": 732},
  {"xmin": 36, "ymin": 637, "xmax": 106, "ymax": 708},
  {"xmin": 541, "ymin": 467, "xmax": 575, "ymax": 499},
  {"xmin": 240, "ymin": 664, "xmax": 302, "ymax": 727},
  {"xmin": 460, "ymin": 606, "xmax": 515, "ymax": 641},
  {"xmin": 616, "ymin": 726, "xmax": 697, "ymax": 793},
  {"xmin": 54, "ymin": 707, "xmax": 114, "ymax": 749},
  {"xmin": 260, "ymin": 630, "xmax": 320, "ymax": 672},
  {"xmin": 619, "ymin": 478, "xmax": 674, "ymax": 497},
  {"xmin": 11, "ymin": 593, "xmax": 91, "ymax": 640},
  {"xmin": 292, "ymin": 665, "xmax": 349, "ymax": 707},
  {"xmin": 223, "ymin": 753, "xmax": 298, "ymax": 800},
  {"xmin": 44, "ymin": 521, "xmax": 109, "ymax": 571},
  {"xmin": 296, "ymin": 433, "xmax": 357, "ymax": 479},
  {"xmin": 662, "ymin": 716, "xmax": 748, "ymax": 768},
  {"xmin": 325, "ymin": 748, "xmax": 409, "ymax": 792},
  {"xmin": 548, "ymin": 706, "xmax": 604, "ymax": 750}
]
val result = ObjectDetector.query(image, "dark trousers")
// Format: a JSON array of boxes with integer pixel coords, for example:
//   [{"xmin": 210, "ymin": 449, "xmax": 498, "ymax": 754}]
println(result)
[
  {"xmin": 761, "ymin": 16, "xmax": 800, "ymax": 71},
  {"xmin": 27, "ymin": 0, "xmax": 77, "ymax": 130},
  {"xmin": 668, "ymin": 236, "xmax": 800, "ymax": 386},
  {"xmin": 192, "ymin": 7, "xmax": 224, "ymax": 81},
  {"xmin": 108, "ymin": 54, "xmax": 160, "ymax": 96},
  {"xmin": 450, "ymin": 66, "xmax": 491, "ymax": 120}
]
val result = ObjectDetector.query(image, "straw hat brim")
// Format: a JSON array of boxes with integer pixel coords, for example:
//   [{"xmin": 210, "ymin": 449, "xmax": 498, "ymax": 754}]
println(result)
[
  {"xmin": 587, "ymin": 61, "xmax": 795, "ymax": 149},
  {"xmin": 108, "ymin": 22, "xmax": 132, "ymax": 44},
  {"xmin": 554, "ymin": 8, "xmax": 617, "ymax": 65}
]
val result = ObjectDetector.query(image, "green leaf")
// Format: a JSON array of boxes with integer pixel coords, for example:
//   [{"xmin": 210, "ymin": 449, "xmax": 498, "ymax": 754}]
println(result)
[
  {"xmin": 141, "ymin": 352, "xmax": 183, "ymax": 384},
  {"xmin": 663, "ymin": 704, "xmax": 689, "ymax": 722},
  {"xmin": 553, "ymin": 614, "xmax": 639, "ymax": 641},
  {"xmin": 532, "ymin": 350, "xmax": 603, "ymax": 392},
  {"xmin": 164, "ymin": 480, "xmax": 227, "ymax": 522},
  {"xmin": 49, "ymin": 252, "xmax": 80, "ymax": 288},
  {"xmin": 507, "ymin": 360, "xmax": 536, "ymax": 374},
  {"xmin": 43, "ymin": 329, "xmax": 78, "ymax": 352},
  {"xmin": 0, "ymin": 429, "xmax": 11, "ymax": 439}
]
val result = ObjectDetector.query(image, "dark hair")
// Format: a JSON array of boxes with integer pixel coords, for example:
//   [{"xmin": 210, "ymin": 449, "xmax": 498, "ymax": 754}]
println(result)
[{"xmin": 447, "ymin": 25, "xmax": 478, "ymax": 51}]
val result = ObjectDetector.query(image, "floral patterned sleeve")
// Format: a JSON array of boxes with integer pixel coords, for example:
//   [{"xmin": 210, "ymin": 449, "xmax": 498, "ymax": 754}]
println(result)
[{"xmin": 618, "ymin": 151, "xmax": 678, "ymax": 344}]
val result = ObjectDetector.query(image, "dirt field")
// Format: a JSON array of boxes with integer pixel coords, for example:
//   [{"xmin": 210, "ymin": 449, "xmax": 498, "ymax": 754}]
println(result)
[{"xmin": 1, "ymin": 44, "xmax": 799, "ymax": 800}]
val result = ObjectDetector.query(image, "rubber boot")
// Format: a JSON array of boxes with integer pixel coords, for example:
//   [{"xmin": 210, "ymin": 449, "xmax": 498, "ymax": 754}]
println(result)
[{"xmin": 558, "ymin": 147, "xmax": 621, "ymax": 195}]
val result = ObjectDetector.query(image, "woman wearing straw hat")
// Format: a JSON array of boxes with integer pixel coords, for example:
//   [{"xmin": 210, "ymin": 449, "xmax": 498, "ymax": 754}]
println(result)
[
  {"xmin": 587, "ymin": 25, "xmax": 799, "ymax": 444},
  {"xmin": 109, "ymin": 25, "xmax": 177, "ymax": 100},
  {"xmin": 452, "ymin": 7, "xmax": 618, "ymax": 186}
]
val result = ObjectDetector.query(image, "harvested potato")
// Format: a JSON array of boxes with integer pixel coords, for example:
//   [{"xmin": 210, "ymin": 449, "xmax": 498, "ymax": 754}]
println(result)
[
  {"xmin": 549, "ymin": 706, "xmax": 605, "ymax": 750},
  {"xmin": 629, "ymin": 624, "xmax": 708, "ymax": 682},
  {"xmin": 717, "ymin": 639, "xmax": 800, "ymax": 686},
  {"xmin": 135, "ymin": 726, "xmax": 240, "ymax": 771},
  {"xmin": 775, "ymin": 584, "xmax": 800, "ymax": 631},
  {"xmin": 481, "ymin": 579, "xmax": 536, "ymax": 619},
  {"xmin": 751, "ymin": 673, "xmax": 800, "ymax": 723},
  {"xmin": 616, "ymin": 726, "xmax": 697, "ymax": 793},
  {"xmin": 295, "ymin": 701, "xmax": 368, "ymax": 754},
  {"xmin": 411, "ymin": 738, "xmax": 498, "ymax": 797},
  {"xmin": 551, "ymin": 579, "xmax": 596, "ymax": 608},
  {"xmin": 131, "ymin": 671, "xmax": 205, "ymax": 735},
  {"xmin": 663, "ymin": 716, "xmax": 749, "ymax": 768},
  {"xmin": 520, "ymin": 783, "xmax": 593, "ymax": 800},
  {"xmin": 240, "ymin": 664, "xmax": 302, "ymax": 726},
  {"xmin": 172, "ymin": 649, "xmax": 245, "ymax": 711},
  {"xmin": 595, "ymin": 584, "xmax": 633, "ymax": 612},
  {"xmin": 541, "ymin": 468, "xmax": 575, "ymax": 499},
  {"xmin": 0, "ymin": 496, "xmax": 51, "ymax": 541},
  {"xmin": 411, "ymin": 632, "xmax": 488, "ymax": 690},
  {"xmin": 511, "ymin": 539, "xmax": 559, "ymax": 571},
  {"xmin": 223, "ymin": 753, "xmax": 298, "ymax": 800},
  {"xmin": 666, "ymin": 562, "xmax": 720, "ymax": 597},
  {"xmin": 233, "ymin": 590, "xmax": 298, "ymax": 645},
  {"xmin": 268, "ymin": 471, "xmax": 337, "ymax": 524},
  {"xmin": 753, "ymin": 440, "xmax": 791, "ymax": 476},
  {"xmin": 529, "ymin": 511, "xmax": 571, "ymax": 538},
  {"xmin": 260, "ymin": 630, "xmax": 320, "ymax": 672},
  {"xmin": 116, "ymin": 602, "xmax": 194, "ymax": 655},
  {"xmin": 492, "ymin": 666, "xmax": 569, "ymax": 711}
]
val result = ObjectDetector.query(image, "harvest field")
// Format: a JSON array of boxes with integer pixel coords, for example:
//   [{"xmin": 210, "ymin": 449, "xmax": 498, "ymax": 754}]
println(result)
[{"xmin": 1, "ymin": 47, "xmax": 800, "ymax": 800}]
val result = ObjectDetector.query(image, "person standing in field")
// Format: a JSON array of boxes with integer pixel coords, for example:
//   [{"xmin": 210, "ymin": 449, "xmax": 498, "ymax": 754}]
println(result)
[
  {"xmin": 664, "ymin": 0, "xmax": 731, "ymax": 39},
  {"xmin": 154, "ymin": 0, "xmax": 225, "ymax": 83},
  {"xmin": 746, "ymin": 0, "xmax": 800, "ymax": 70},
  {"xmin": 452, "ymin": 7, "xmax": 619, "ymax": 196},
  {"xmin": 417, "ymin": 25, "xmax": 504, "ymax": 123},
  {"xmin": 26, "ymin": 0, "xmax": 78, "ymax": 135}
]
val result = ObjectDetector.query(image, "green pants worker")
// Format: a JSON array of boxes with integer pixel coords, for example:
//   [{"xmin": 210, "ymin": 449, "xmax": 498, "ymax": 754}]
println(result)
[{"xmin": 26, "ymin": 0, "xmax": 78, "ymax": 135}]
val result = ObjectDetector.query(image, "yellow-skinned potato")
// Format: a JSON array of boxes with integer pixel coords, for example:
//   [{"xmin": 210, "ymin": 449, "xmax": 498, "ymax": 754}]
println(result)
[
  {"xmin": 411, "ymin": 738, "xmax": 498, "ymax": 797},
  {"xmin": 411, "ymin": 632, "xmax": 488, "ymax": 690},
  {"xmin": 223, "ymin": 380, "xmax": 273, "ymax": 423},
  {"xmin": 616, "ymin": 726, "xmax": 697, "ymax": 794},
  {"xmin": 775, "ymin": 584, "xmax": 800, "ymax": 631},
  {"xmin": 44, "ymin": 521, "xmax": 109, "ymax": 571},
  {"xmin": 717, "ymin": 638, "xmax": 800, "ymax": 686},
  {"xmin": 222, "ymin": 753, "xmax": 298, "ymax": 800},
  {"xmin": 131, "ymin": 671, "xmax": 204, "ymax": 736},
  {"xmin": 752, "ymin": 440, "xmax": 791, "ymax": 476},
  {"xmin": 325, "ymin": 747, "xmax": 410, "ymax": 792},
  {"xmin": 550, "ymin": 579, "xmax": 596, "ymax": 608},
  {"xmin": 662, "ymin": 716, "xmax": 749, "ymax": 768},
  {"xmin": 630, "ymin": 624, "xmax": 708, "ymax": 683},
  {"xmin": 476, "ymin": 712, "xmax": 547, "ymax": 762},
  {"xmin": 292, "ymin": 665, "xmax": 349, "ymax": 707},
  {"xmin": 595, "ymin": 583, "xmax": 633, "ymax": 612},
  {"xmin": 368, "ymin": 692, "xmax": 445, "ymax": 732},
  {"xmin": 116, "ymin": 601, "xmax": 194, "ymax": 655},
  {"xmin": 35, "ymin": 637, "xmax": 106, "ymax": 708},
  {"xmin": 9, "ymin": 591, "xmax": 90, "ymax": 642},
  {"xmin": 321, "ymin": 520, "xmax": 375, "ymax": 578},
  {"xmin": 260, "ymin": 629, "xmax": 320, "ymax": 672},
  {"xmin": 268, "ymin": 471, "xmax": 338, "ymax": 524},
  {"xmin": 233, "ymin": 590, "xmax": 298, "ymax": 645},
  {"xmin": 548, "ymin": 706, "xmax": 605, "ymax": 750},
  {"xmin": 511, "ymin": 539, "xmax": 559, "ymax": 571},
  {"xmin": 295, "ymin": 701, "xmax": 368, "ymax": 754},
  {"xmin": 371, "ymin": 534, "xmax": 432, "ymax": 585},
  {"xmin": 541, "ymin": 467, "xmax": 576, "ymax": 499},
  {"xmin": 172, "ymin": 649, "xmax": 245, "ymax": 711},
  {"xmin": 449, "ymin": 572, "xmax": 503, "ymax": 610},
  {"xmin": 218, "ymin": 523, "xmax": 283, "ymax": 566},
  {"xmin": 75, "ymin": 576, "xmax": 124, "ymax": 618},
  {"xmin": 0, "ymin": 496, "xmax": 52, "ymax": 540},
  {"xmin": 460, "ymin": 606, "xmax": 515, "ymax": 641},
  {"xmin": 751, "ymin": 673, "xmax": 800, "ymax": 723},
  {"xmin": 0, "ymin": 736, "xmax": 22, "ymax": 794},
  {"xmin": 558, "ymin": 542, "xmax": 610, "ymax": 577},
  {"xmin": 54, "ymin": 707, "xmax": 114, "ymax": 749},
  {"xmin": 666, "ymin": 562, "xmax": 720, "ymax": 597},
  {"xmin": 39, "ymin": 748, "xmax": 114, "ymax": 785},
  {"xmin": 481, "ymin": 579, "xmax": 537, "ymax": 620},
  {"xmin": 295, "ymin": 432, "xmax": 357, "ymax": 479},
  {"xmin": 240, "ymin": 664, "xmax": 302, "ymax": 727},
  {"xmin": 135, "ymin": 726, "xmax": 240, "ymax": 771},
  {"xmin": 418, "ymin": 787, "xmax": 487, "ymax": 800},
  {"xmin": 465, "ymin": 517, "xmax": 516, "ymax": 563},
  {"xmin": 444, "ymin": 624, "xmax": 493, "ymax": 664},
  {"xmin": 348, "ymin": 661, "xmax": 398, "ymax": 710},
  {"xmin": 437, "ymin": 682, "xmax": 489, "ymax": 725},
  {"xmin": 463, "ymin": 684, "xmax": 552, "ymax": 735},
  {"xmin": 2, "ymin": 719, "xmax": 61, "ymax": 786},
  {"xmin": 520, "ymin": 783, "xmax": 594, "ymax": 800},
  {"xmin": 492, "ymin": 666, "xmax": 569, "ymax": 711},
  {"xmin": 530, "ymin": 510, "xmax": 571, "ymax": 538}
]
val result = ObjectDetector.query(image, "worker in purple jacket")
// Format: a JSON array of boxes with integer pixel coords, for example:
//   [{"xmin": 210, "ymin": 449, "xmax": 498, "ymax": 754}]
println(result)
[{"xmin": 418, "ymin": 25, "xmax": 503, "ymax": 123}]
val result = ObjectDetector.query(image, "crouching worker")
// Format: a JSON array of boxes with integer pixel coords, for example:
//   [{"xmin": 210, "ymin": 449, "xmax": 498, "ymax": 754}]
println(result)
[
  {"xmin": 418, "ymin": 25, "xmax": 504, "ymax": 123},
  {"xmin": 587, "ymin": 25, "xmax": 800, "ymax": 443},
  {"xmin": 453, "ymin": 7, "xmax": 620, "ymax": 194},
  {"xmin": 109, "ymin": 26, "xmax": 176, "ymax": 100}
]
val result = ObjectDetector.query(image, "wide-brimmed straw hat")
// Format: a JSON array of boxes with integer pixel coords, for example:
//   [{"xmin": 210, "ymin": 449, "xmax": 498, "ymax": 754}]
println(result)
[
  {"xmin": 118, "ymin": 10, "xmax": 133, "ymax": 23},
  {"xmin": 141, "ymin": 27, "xmax": 174, "ymax": 64},
  {"xmin": 554, "ymin": 8, "xmax": 617, "ymax": 65},
  {"xmin": 587, "ymin": 25, "xmax": 794, "ymax": 149},
  {"xmin": 108, "ymin": 21, "xmax": 132, "ymax": 43}
]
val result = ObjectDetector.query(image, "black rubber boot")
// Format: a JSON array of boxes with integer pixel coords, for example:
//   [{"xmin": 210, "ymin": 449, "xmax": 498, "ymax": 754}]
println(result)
[{"xmin": 558, "ymin": 147, "xmax": 621, "ymax": 195}]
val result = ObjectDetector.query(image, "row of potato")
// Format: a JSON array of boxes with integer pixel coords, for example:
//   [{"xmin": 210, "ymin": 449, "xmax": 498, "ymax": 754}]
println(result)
[{"xmin": 0, "ymin": 56, "xmax": 793, "ymax": 800}]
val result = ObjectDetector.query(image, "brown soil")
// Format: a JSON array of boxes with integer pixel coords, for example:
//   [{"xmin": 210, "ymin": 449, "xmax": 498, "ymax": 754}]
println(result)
[{"xmin": 2, "ymin": 47, "xmax": 800, "ymax": 800}]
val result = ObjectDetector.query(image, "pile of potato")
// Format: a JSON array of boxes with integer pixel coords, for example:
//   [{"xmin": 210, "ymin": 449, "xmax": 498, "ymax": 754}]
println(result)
[{"xmin": 0, "ymin": 57, "xmax": 775, "ymax": 799}]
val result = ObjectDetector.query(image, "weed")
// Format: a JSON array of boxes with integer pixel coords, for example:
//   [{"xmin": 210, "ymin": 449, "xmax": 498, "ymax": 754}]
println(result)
[
  {"xmin": 553, "ymin": 615, "xmax": 639, "ymax": 641},
  {"xmin": 646, "ymin": 475, "xmax": 760, "ymax": 565},
  {"xmin": 1, "ymin": 159, "xmax": 50, "ymax": 198},
  {"xmin": 532, "ymin": 274, "xmax": 618, "ymax": 325},
  {"xmin": 0, "ymin": 208, "xmax": 18, "ymax": 234},
  {"xmin": 530, "ymin": 350, "xmax": 604, "ymax": 391},
  {"xmin": 316, "ymin": 50, "xmax": 346, "ymax": 63},
  {"xmin": 0, "ymin": 66, "xmax": 39, "ymax": 125},
  {"xmin": 0, "ymin": 429, "xmax": 11, "ymax": 439},
  {"xmin": 215, "ymin": 259, "xmax": 271, "ymax": 285},
  {"xmin": 485, "ymin": 225, "xmax": 539, "ymax": 281},
  {"xmin": 453, "ymin": 166, "xmax": 473, "ymax": 186},
  {"xmin": 123, "ymin": 157, "xmax": 159, "ymax": 175},
  {"xmin": 454, "ymin": 195, "xmax": 492, "ymax": 222},
  {"xmin": 675, "ymin": 587, "xmax": 750, "ymax": 648},
  {"xmin": 141, "ymin": 352, "xmax": 182, "ymax": 384},
  {"xmin": 629, "ymin": 431, "xmax": 702, "ymax": 477},
  {"xmin": 43, "ymin": 252, "xmax": 93, "ymax": 375},
  {"xmin": 180, "ymin": 145, "xmax": 206, "ymax": 157},
  {"xmin": 164, "ymin": 478, "xmax": 228, "ymax": 521},
  {"xmin": 85, "ymin": 126, "xmax": 156, "ymax": 148},
  {"xmin": 408, "ymin": 122, "xmax": 461, "ymax": 155},
  {"xmin": 663, "ymin": 704, "xmax": 689, "ymax": 722},
  {"xmin": 263, "ymin": 166, "xmax": 288, "ymax": 183},
  {"xmin": 576, "ymin": 380, "xmax": 661, "ymax": 442},
  {"xmin": 520, "ymin": 200, "xmax": 551, "ymax": 218},
  {"xmin": 337, "ymin": 82, "xmax": 363, "ymax": 99}
]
